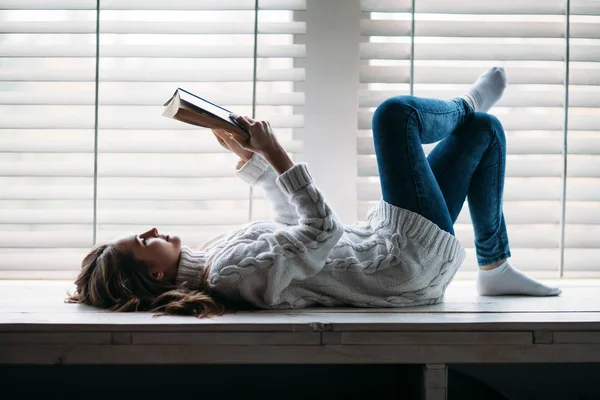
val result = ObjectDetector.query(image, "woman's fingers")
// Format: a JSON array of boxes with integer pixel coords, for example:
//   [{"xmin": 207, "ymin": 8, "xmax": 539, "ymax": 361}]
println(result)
[
  {"xmin": 212, "ymin": 130, "xmax": 230, "ymax": 150},
  {"xmin": 214, "ymin": 126, "xmax": 255, "ymax": 161},
  {"xmin": 217, "ymin": 129, "xmax": 241, "ymax": 147},
  {"xmin": 230, "ymin": 113, "xmax": 247, "ymax": 129},
  {"xmin": 228, "ymin": 131, "xmax": 249, "ymax": 147},
  {"xmin": 229, "ymin": 114, "xmax": 280, "ymax": 156},
  {"xmin": 213, "ymin": 129, "xmax": 228, "ymax": 141}
]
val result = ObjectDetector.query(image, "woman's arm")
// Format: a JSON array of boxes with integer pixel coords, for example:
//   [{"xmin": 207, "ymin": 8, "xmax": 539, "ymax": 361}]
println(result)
[
  {"xmin": 229, "ymin": 114, "xmax": 294, "ymax": 175},
  {"xmin": 236, "ymin": 154, "xmax": 299, "ymax": 225},
  {"xmin": 211, "ymin": 115, "xmax": 344, "ymax": 307},
  {"xmin": 213, "ymin": 128, "xmax": 299, "ymax": 225},
  {"xmin": 211, "ymin": 162, "xmax": 344, "ymax": 307}
]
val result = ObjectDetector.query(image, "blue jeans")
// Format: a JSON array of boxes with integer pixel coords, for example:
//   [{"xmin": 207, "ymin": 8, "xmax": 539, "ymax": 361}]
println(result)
[{"xmin": 372, "ymin": 95, "xmax": 511, "ymax": 266}]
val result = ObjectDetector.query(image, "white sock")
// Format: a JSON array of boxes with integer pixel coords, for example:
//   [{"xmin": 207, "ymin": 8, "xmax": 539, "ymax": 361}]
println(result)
[
  {"xmin": 463, "ymin": 67, "xmax": 507, "ymax": 113},
  {"xmin": 476, "ymin": 261, "xmax": 562, "ymax": 296}
]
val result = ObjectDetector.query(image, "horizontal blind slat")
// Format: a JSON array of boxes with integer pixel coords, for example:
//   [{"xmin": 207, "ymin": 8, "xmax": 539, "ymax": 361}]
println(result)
[
  {"xmin": 0, "ymin": 185, "xmax": 267, "ymax": 201},
  {"xmin": 0, "ymin": 210, "xmax": 248, "ymax": 225},
  {"xmin": 358, "ymin": 201, "xmax": 562, "ymax": 224},
  {"xmin": 358, "ymin": 155, "xmax": 600, "ymax": 178},
  {"xmin": 360, "ymin": 65, "xmax": 599, "ymax": 85},
  {"xmin": 359, "ymin": 110, "xmax": 600, "ymax": 131},
  {"xmin": 0, "ymin": 137, "xmax": 303, "ymax": 153},
  {"xmin": 0, "ymin": 68, "xmax": 305, "ymax": 82},
  {"xmin": 361, "ymin": 88, "xmax": 600, "ymax": 108},
  {"xmin": 362, "ymin": 0, "xmax": 564, "ymax": 14},
  {"xmin": 0, "ymin": 44, "xmax": 306, "ymax": 58},
  {"xmin": 362, "ymin": 20, "xmax": 581, "ymax": 39},
  {"xmin": 0, "ymin": 228, "xmax": 239, "ymax": 249},
  {"xmin": 358, "ymin": 178, "xmax": 600, "ymax": 202},
  {"xmin": 357, "ymin": 133, "xmax": 561, "ymax": 155},
  {"xmin": 0, "ymin": 21, "xmax": 306, "ymax": 35},
  {"xmin": 0, "ymin": 91, "xmax": 305, "ymax": 106},
  {"xmin": 359, "ymin": 131, "xmax": 600, "ymax": 156},
  {"xmin": 0, "ymin": 0, "xmax": 307, "ymax": 11},
  {"xmin": 358, "ymin": 178, "xmax": 562, "ymax": 202},
  {"xmin": 360, "ymin": 88, "xmax": 573, "ymax": 108},
  {"xmin": 0, "ymin": 163, "xmax": 244, "ymax": 177},
  {"xmin": 461, "ymin": 224, "xmax": 558, "ymax": 248},
  {"xmin": 0, "ymin": 113, "xmax": 304, "ymax": 129},
  {"xmin": 357, "ymin": 156, "xmax": 565, "ymax": 178},
  {"xmin": 0, "ymin": 250, "xmax": 89, "ymax": 271},
  {"xmin": 361, "ymin": 42, "xmax": 599, "ymax": 62},
  {"xmin": 457, "ymin": 202, "xmax": 600, "ymax": 225}
]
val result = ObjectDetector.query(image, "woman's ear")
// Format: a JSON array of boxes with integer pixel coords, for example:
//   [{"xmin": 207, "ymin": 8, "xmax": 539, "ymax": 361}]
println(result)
[{"xmin": 149, "ymin": 269, "xmax": 164, "ymax": 281}]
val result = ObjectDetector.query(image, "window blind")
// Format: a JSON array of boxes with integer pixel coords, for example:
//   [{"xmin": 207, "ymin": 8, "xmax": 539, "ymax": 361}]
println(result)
[
  {"xmin": 359, "ymin": 0, "xmax": 600, "ymax": 276},
  {"xmin": 0, "ymin": 0, "xmax": 305, "ymax": 278},
  {"xmin": 565, "ymin": 0, "xmax": 600, "ymax": 274}
]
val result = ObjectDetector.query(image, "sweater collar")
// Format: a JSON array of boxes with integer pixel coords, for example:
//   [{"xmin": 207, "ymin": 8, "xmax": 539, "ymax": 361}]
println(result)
[{"xmin": 175, "ymin": 246, "xmax": 207, "ymax": 289}]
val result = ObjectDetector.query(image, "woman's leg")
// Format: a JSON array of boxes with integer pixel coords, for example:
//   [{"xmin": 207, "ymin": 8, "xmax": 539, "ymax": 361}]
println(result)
[
  {"xmin": 427, "ymin": 113, "xmax": 561, "ymax": 296},
  {"xmin": 372, "ymin": 95, "xmax": 473, "ymax": 234},
  {"xmin": 427, "ymin": 112, "xmax": 510, "ymax": 263}
]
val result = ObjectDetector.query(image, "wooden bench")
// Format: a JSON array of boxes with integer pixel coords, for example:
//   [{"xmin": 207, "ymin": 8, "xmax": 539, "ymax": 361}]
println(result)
[{"xmin": 2, "ymin": 280, "xmax": 600, "ymax": 399}]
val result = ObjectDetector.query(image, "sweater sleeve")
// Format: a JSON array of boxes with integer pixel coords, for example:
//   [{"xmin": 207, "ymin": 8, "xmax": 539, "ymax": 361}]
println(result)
[
  {"xmin": 211, "ymin": 163, "xmax": 344, "ymax": 308},
  {"xmin": 235, "ymin": 153, "xmax": 299, "ymax": 225}
]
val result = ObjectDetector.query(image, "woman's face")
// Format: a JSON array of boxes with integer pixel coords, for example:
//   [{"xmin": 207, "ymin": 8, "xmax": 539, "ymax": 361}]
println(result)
[{"xmin": 115, "ymin": 227, "xmax": 182, "ymax": 281}]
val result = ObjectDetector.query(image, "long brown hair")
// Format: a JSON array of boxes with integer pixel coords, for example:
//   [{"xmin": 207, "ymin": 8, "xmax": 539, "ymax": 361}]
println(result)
[{"xmin": 66, "ymin": 243, "xmax": 225, "ymax": 318}]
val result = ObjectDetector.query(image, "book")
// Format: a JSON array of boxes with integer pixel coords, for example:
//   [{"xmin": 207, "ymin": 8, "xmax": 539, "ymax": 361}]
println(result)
[{"xmin": 162, "ymin": 88, "xmax": 250, "ymax": 142}]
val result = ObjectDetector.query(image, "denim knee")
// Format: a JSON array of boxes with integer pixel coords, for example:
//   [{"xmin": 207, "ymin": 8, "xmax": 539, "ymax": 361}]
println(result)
[
  {"xmin": 374, "ymin": 96, "xmax": 418, "ymax": 119},
  {"xmin": 471, "ymin": 112, "xmax": 506, "ymax": 149},
  {"xmin": 372, "ymin": 96, "xmax": 418, "ymax": 138}
]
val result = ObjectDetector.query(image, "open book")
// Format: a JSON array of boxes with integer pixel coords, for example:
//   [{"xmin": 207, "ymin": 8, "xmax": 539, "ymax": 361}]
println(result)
[{"xmin": 162, "ymin": 88, "xmax": 250, "ymax": 142}]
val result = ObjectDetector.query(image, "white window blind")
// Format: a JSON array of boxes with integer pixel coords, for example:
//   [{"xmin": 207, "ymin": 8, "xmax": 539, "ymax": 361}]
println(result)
[
  {"xmin": 2, "ymin": 0, "xmax": 599, "ymax": 280},
  {"xmin": 0, "ymin": 0, "xmax": 305, "ymax": 278},
  {"xmin": 564, "ymin": 0, "xmax": 600, "ymax": 274},
  {"xmin": 359, "ymin": 0, "xmax": 600, "ymax": 276}
]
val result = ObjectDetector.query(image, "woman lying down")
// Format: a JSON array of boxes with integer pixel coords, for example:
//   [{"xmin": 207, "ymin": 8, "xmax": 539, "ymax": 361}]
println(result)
[{"xmin": 67, "ymin": 67, "xmax": 561, "ymax": 317}]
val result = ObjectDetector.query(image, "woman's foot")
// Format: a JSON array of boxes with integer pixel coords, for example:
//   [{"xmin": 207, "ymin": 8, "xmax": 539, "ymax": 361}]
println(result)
[
  {"xmin": 476, "ymin": 260, "xmax": 562, "ymax": 296},
  {"xmin": 463, "ymin": 67, "xmax": 508, "ymax": 113}
]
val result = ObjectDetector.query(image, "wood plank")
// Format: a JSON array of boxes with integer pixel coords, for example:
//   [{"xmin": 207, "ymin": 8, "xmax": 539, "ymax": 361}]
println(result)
[
  {"xmin": 2, "ymin": 280, "xmax": 600, "ymax": 314},
  {"xmin": 534, "ymin": 331, "xmax": 554, "ymax": 344},
  {"xmin": 3, "ymin": 343, "xmax": 600, "ymax": 364},
  {"xmin": 323, "ymin": 313, "xmax": 600, "ymax": 332},
  {"xmin": 341, "ymin": 332, "xmax": 532, "ymax": 345},
  {"xmin": 321, "ymin": 332, "xmax": 342, "ymax": 345},
  {"xmin": 0, "ymin": 332, "xmax": 111, "ymax": 345},
  {"xmin": 112, "ymin": 332, "xmax": 321, "ymax": 345},
  {"xmin": 2, "ymin": 312, "xmax": 600, "ymax": 332},
  {"xmin": 553, "ymin": 332, "xmax": 600, "ymax": 344}
]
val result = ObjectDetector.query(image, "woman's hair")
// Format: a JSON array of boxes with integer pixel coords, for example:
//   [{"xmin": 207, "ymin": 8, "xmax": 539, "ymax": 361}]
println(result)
[{"xmin": 66, "ymin": 243, "xmax": 225, "ymax": 318}]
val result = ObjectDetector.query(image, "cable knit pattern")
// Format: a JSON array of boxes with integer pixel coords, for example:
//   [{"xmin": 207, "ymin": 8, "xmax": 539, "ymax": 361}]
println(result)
[
  {"xmin": 236, "ymin": 154, "xmax": 299, "ymax": 225},
  {"xmin": 175, "ymin": 246, "xmax": 207, "ymax": 288},
  {"xmin": 175, "ymin": 162, "xmax": 466, "ymax": 309}
]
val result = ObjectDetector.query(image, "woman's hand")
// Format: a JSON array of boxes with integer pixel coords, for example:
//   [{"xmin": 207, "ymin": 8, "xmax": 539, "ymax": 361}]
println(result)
[
  {"xmin": 229, "ymin": 114, "xmax": 294, "ymax": 175},
  {"xmin": 229, "ymin": 114, "xmax": 281, "ymax": 157},
  {"xmin": 212, "ymin": 129, "xmax": 254, "ymax": 163}
]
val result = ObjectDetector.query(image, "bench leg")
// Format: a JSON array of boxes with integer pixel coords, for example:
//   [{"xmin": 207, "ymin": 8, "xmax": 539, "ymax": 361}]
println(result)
[{"xmin": 423, "ymin": 364, "xmax": 447, "ymax": 400}]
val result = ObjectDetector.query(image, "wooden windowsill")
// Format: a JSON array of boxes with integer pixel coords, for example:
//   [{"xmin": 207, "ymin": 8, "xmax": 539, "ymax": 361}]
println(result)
[{"xmin": 1, "ymin": 279, "xmax": 600, "ymax": 365}]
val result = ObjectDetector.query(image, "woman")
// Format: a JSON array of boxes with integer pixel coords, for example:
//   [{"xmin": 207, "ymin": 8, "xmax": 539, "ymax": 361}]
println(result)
[{"xmin": 68, "ymin": 67, "xmax": 561, "ymax": 317}]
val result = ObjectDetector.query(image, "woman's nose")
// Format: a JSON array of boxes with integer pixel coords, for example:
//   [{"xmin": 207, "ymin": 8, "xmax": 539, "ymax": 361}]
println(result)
[{"xmin": 141, "ymin": 227, "xmax": 159, "ymax": 237}]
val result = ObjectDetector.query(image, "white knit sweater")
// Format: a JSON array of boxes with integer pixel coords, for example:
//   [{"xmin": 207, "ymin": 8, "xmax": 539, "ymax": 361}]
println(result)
[{"xmin": 175, "ymin": 154, "xmax": 465, "ymax": 309}]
